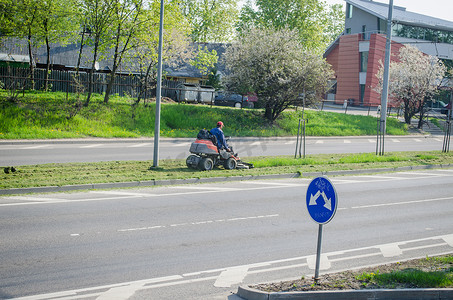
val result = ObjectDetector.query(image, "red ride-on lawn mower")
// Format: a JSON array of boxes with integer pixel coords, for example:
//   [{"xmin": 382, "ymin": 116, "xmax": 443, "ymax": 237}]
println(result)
[{"xmin": 186, "ymin": 130, "xmax": 254, "ymax": 171}]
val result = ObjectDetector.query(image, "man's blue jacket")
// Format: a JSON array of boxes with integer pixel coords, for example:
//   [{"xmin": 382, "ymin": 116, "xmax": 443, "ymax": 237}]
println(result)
[{"xmin": 210, "ymin": 127, "xmax": 229, "ymax": 150}]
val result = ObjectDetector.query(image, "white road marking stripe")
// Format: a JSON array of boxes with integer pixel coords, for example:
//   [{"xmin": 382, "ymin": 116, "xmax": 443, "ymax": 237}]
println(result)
[
  {"xmin": 171, "ymin": 186, "xmax": 238, "ymax": 191},
  {"xmin": 214, "ymin": 266, "xmax": 249, "ymax": 287},
  {"xmin": 351, "ymin": 196, "xmax": 453, "ymax": 209},
  {"xmin": 391, "ymin": 139, "xmax": 400, "ymax": 143},
  {"xmin": 285, "ymin": 141, "xmax": 295, "ymax": 144},
  {"xmin": 368, "ymin": 139, "xmax": 375, "ymax": 143},
  {"xmin": 127, "ymin": 143, "xmax": 152, "ymax": 148},
  {"xmin": 250, "ymin": 141, "xmax": 261, "ymax": 146},
  {"xmin": 379, "ymin": 243, "xmax": 403, "ymax": 257},
  {"xmin": 173, "ymin": 142, "xmax": 191, "ymax": 147},
  {"xmin": 434, "ymin": 138, "xmax": 443, "ymax": 142},
  {"xmin": 414, "ymin": 139, "xmax": 422, "ymax": 142},
  {"xmin": 116, "ymin": 215, "xmax": 279, "ymax": 233},
  {"xmin": 80, "ymin": 144, "xmax": 103, "ymax": 148},
  {"xmin": 315, "ymin": 140, "xmax": 324, "ymax": 144},
  {"xmin": 400, "ymin": 172, "xmax": 445, "ymax": 176},
  {"xmin": 344, "ymin": 140, "xmax": 351, "ymax": 143},
  {"xmin": 20, "ymin": 145, "xmax": 52, "ymax": 149}
]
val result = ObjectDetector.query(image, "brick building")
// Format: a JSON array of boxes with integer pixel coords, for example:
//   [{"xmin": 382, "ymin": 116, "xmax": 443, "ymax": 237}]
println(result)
[{"xmin": 324, "ymin": 0, "xmax": 453, "ymax": 107}]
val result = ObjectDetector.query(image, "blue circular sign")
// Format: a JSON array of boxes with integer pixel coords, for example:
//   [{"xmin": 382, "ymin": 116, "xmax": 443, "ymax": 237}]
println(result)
[{"xmin": 306, "ymin": 177, "xmax": 338, "ymax": 224}]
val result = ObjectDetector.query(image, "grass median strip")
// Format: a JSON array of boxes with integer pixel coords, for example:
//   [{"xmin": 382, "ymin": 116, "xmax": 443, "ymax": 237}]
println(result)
[{"xmin": 1, "ymin": 151, "xmax": 452, "ymax": 190}]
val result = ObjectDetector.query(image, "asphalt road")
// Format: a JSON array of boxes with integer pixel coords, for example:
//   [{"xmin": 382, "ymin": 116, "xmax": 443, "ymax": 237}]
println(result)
[
  {"xmin": 0, "ymin": 135, "xmax": 448, "ymax": 166},
  {"xmin": 1, "ymin": 169, "xmax": 452, "ymax": 299}
]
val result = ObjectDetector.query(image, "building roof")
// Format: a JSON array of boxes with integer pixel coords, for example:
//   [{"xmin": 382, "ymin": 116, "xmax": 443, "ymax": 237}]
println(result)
[{"xmin": 346, "ymin": 0, "xmax": 453, "ymax": 31}]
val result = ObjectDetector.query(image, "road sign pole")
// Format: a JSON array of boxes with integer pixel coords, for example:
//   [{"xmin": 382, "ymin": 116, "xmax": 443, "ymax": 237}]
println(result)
[{"xmin": 314, "ymin": 224, "xmax": 323, "ymax": 283}]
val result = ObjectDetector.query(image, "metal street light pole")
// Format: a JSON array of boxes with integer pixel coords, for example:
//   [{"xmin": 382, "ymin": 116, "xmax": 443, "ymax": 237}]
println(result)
[
  {"xmin": 377, "ymin": 0, "xmax": 393, "ymax": 155},
  {"xmin": 152, "ymin": 0, "xmax": 164, "ymax": 168}
]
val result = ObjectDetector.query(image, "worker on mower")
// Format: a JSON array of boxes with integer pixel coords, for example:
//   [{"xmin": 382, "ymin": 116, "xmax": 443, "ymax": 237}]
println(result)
[{"xmin": 210, "ymin": 121, "xmax": 231, "ymax": 152}]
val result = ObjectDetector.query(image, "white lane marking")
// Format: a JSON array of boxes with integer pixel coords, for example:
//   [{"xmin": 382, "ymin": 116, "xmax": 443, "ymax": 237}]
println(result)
[
  {"xmin": 117, "ymin": 215, "xmax": 279, "ymax": 233},
  {"xmin": 173, "ymin": 142, "xmax": 191, "ymax": 147},
  {"xmin": 414, "ymin": 139, "xmax": 422, "ymax": 142},
  {"xmin": 351, "ymin": 196, "xmax": 453, "ymax": 209},
  {"xmin": 391, "ymin": 139, "xmax": 400, "ymax": 143},
  {"xmin": 171, "ymin": 186, "xmax": 238, "ymax": 191},
  {"xmin": 250, "ymin": 141, "xmax": 261, "ymax": 146},
  {"xmin": 239, "ymin": 180, "xmax": 309, "ymax": 186},
  {"xmin": 307, "ymin": 254, "xmax": 331, "ymax": 270},
  {"xmin": 379, "ymin": 244, "xmax": 403, "ymax": 257},
  {"xmin": 402, "ymin": 172, "xmax": 446, "ymax": 176},
  {"xmin": 344, "ymin": 140, "xmax": 351, "ymax": 143},
  {"xmin": 127, "ymin": 143, "xmax": 152, "ymax": 148},
  {"xmin": 315, "ymin": 140, "xmax": 324, "ymax": 144},
  {"xmin": 214, "ymin": 266, "xmax": 249, "ymax": 288},
  {"xmin": 80, "ymin": 144, "xmax": 103, "ymax": 148},
  {"xmin": 20, "ymin": 145, "xmax": 52, "ymax": 150},
  {"xmin": 434, "ymin": 138, "xmax": 443, "ymax": 142},
  {"xmin": 368, "ymin": 139, "xmax": 375, "ymax": 143},
  {"xmin": 285, "ymin": 141, "xmax": 295, "ymax": 145},
  {"xmin": 90, "ymin": 191, "xmax": 159, "ymax": 197}
]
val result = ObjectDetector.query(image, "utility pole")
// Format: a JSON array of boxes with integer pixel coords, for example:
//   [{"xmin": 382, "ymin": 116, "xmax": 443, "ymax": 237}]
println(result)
[
  {"xmin": 152, "ymin": 0, "xmax": 164, "ymax": 168},
  {"xmin": 377, "ymin": 0, "xmax": 393, "ymax": 155}
]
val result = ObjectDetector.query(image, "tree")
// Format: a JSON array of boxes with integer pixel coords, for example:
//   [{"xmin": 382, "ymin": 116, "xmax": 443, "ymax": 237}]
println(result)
[
  {"xmin": 223, "ymin": 27, "xmax": 333, "ymax": 123},
  {"xmin": 36, "ymin": 0, "xmax": 79, "ymax": 90},
  {"xmin": 129, "ymin": 1, "xmax": 192, "ymax": 106},
  {"xmin": 189, "ymin": 45, "xmax": 218, "ymax": 76},
  {"xmin": 236, "ymin": 0, "xmax": 344, "ymax": 52},
  {"xmin": 103, "ymin": 0, "xmax": 144, "ymax": 104},
  {"xmin": 375, "ymin": 45, "xmax": 446, "ymax": 129},
  {"xmin": 79, "ymin": 0, "xmax": 115, "ymax": 106},
  {"xmin": 178, "ymin": 0, "xmax": 239, "ymax": 42}
]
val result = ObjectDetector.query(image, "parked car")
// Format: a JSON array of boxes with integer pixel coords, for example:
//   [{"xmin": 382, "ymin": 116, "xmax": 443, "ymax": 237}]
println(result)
[
  {"xmin": 214, "ymin": 91, "xmax": 253, "ymax": 108},
  {"xmin": 441, "ymin": 102, "xmax": 451, "ymax": 115}
]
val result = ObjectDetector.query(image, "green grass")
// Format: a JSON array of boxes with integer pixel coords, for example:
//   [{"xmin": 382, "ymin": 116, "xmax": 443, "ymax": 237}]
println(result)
[
  {"xmin": 1, "ymin": 151, "xmax": 452, "ymax": 189},
  {"xmin": 0, "ymin": 90, "xmax": 408, "ymax": 139},
  {"xmin": 356, "ymin": 256, "xmax": 453, "ymax": 288}
]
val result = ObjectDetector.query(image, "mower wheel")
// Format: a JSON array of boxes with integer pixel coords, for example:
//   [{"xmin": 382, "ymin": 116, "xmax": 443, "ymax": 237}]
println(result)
[
  {"xmin": 186, "ymin": 155, "xmax": 199, "ymax": 169},
  {"xmin": 223, "ymin": 157, "xmax": 237, "ymax": 170},
  {"xmin": 199, "ymin": 157, "xmax": 214, "ymax": 171}
]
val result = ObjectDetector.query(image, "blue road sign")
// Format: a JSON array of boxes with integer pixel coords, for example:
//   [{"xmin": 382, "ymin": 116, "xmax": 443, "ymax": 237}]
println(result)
[{"xmin": 306, "ymin": 177, "xmax": 338, "ymax": 224}]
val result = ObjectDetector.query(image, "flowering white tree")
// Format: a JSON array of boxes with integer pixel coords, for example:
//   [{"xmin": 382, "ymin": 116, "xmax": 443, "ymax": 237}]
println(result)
[
  {"xmin": 223, "ymin": 27, "xmax": 333, "ymax": 123},
  {"xmin": 376, "ymin": 45, "xmax": 446, "ymax": 128}
]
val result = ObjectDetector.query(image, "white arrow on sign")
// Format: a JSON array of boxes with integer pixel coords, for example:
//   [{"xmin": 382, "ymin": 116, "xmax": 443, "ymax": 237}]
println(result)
[{"xmin": 309, "ymin": 190, "xmax": 332, "ymax": 211}]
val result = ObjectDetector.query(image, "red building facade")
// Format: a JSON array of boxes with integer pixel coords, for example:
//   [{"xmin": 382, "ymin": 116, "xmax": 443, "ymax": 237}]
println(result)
[{"xmin": 325, "ymin": 33, "xmax": 404, "ymax": 107}]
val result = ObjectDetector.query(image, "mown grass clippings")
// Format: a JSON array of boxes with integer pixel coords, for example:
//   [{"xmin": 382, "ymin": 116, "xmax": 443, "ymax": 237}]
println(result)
[{"xmin": 1, "ymin": 151, "xmax": 452, "ymax": 189}]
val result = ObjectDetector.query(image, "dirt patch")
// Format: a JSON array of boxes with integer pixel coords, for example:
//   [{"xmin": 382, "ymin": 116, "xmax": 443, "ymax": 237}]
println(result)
[{"xmin": 251, "ymin": 255, "xmax": 453, "ymax": 293}]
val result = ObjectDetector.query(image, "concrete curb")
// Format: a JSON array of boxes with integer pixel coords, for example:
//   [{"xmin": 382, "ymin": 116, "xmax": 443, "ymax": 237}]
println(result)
[
  {"xmin": 236, "ymin": 286, "xmax": 453, "ymax": 300},
  {"xmin": 1, "ymin": 164, "xmax": 452, "ymax": 195}
]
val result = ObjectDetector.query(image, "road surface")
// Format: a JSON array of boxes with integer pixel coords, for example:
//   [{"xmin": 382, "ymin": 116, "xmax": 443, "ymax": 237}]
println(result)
[{"xmin": 1, "ymin": 169, "xmax": 452, "ymax": 299}]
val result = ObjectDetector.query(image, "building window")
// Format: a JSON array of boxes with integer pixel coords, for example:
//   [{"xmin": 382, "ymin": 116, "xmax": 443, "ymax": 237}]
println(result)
[
  {"xmin": 360, "ymin": 51, "xmax": 368, "ymax": 72},
  {"xmin": 378, "ymin": 18, "xmax": 387, "ymax": 34},
  {"xmin": 346, "ymin": 3, "xmax": 353, "ymax": 19},
  {"xmin": 346, "ymin": 28, "xmax": 351, "ymax": 34},
  {"xmin": 360, "ymin": 84, "xmax": 366, "ymax": 105},
  {"xmin": 392, "ymin": 23, "xmax": 453, "ymax": 45},
  {"xmin": 362, "ymin": 25, "xmax": 367, "ymax": 40}
]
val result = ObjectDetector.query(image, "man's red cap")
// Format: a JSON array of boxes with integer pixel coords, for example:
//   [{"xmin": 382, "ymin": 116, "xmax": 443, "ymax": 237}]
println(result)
[{"xmin": 217, "ymin": 121, "xmax": 224, "ymax": 127}]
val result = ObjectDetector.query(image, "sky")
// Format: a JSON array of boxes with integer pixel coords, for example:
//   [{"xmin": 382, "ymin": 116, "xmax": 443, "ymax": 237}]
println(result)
[{"xmin": 324, "ymin": 0, "xmax": 453, "ymax": 22}]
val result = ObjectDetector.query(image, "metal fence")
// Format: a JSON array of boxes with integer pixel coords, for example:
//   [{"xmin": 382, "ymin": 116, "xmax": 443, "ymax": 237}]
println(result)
[{"xmin": 0, "ymin": 66, "xmax": 184, "ymax": 100}]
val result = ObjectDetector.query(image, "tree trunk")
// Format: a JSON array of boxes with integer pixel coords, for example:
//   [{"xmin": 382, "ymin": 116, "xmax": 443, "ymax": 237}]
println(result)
[
  {"xmin": 84, "ymin": 39, "xmax": 99, "ymax": 107},
  {"xmin": 104, "ymin": 26, "xmax": 121, "ymax": 104},
  {"xmin": 27, "ymin": 31, "xmax": 34, "ymax": 90},
  {"xmin": 45, "ymin": 33, "xmax": 51, "ymax": 91}
]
